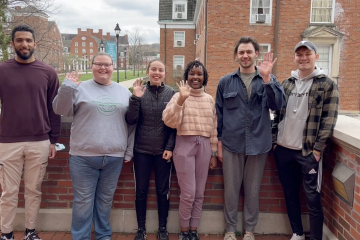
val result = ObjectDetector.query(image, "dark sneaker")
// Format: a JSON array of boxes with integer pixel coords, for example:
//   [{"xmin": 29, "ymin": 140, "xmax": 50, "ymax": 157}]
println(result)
[
  {"xmin": 24, "ymin": 230, "xmax": 42, "ymax": 240},
  {"xmin": 0, "ymin": 233, "xmax": 14, "ymax": 240},
  {"xmin": 179, "ymin": 232, "xmax": 191, "ymax": 240},
  {"xmin": 190, "ymin": 230, "xmax": 200, "ymax": 240},
  {"xmin": 134, "ymin": 228, "xmax": 147, "ymax": 240},
  {"xmin": 157, "ymin": 227, "xmax": 169, "ymax": 240}
]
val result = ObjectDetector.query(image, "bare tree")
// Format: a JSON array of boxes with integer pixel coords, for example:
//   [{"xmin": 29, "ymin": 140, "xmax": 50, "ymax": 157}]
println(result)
[
  {"xmin": 126, "ymin": 28, "xmax": 147, "ymax": 76},
  {"xmin": 0, "ymin": 0, "xmax": 62, "ymax": 65}
]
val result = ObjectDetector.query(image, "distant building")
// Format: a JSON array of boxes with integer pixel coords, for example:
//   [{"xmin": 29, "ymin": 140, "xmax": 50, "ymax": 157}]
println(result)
[
  {"xmin": 5, "ymin": 6, "xmax": 64, "ymax": 71},
  {"xmin": 66, "ymin": 28, "xmax": 129, "ymax": 71},
  {"xmin": 158, "ymin": 0, "xmax": 360, "ymax": 113}
]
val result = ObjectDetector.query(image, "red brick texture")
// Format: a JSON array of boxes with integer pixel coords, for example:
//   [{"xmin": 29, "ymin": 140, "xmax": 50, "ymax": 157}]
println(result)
[
  {"xmin": 7, "ymin": 122, "xmax": 309, "ymax": 214},
  {"xmin": 322, "ymin": 141, "xmax": 360, "ymax": 239},
  {"xmin": 180, "ymin": 0, "xmax": 359, "ymax": 112},
  {"xmin": 4, "ymin": 122, "xmax": 360, "ymax": 238}
]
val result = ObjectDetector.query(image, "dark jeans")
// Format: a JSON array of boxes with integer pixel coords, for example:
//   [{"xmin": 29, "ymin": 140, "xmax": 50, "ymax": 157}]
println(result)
[
  {"xmin": 134, "ymin": 152, "xmax": 172, "ymax": 229},
  {"xmin": 274, "ymin": 145, "xmax": 323, "ymax": 240}
]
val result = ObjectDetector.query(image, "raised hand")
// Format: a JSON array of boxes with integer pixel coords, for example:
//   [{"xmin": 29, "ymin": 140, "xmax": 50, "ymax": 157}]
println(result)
[
  {"xmin": 132, "ymin": 78, "xmax": 146, "ymax": 98},
  {"xmin": 257, "ymin": 52, "xmax": 277, "ymax": 83},
  {"xmin": 65, "ymin": 71, "xmax": 82, "ymax": 86},
  {"xmin": 176, "ymin": 80, "xmax": 190, "ymax": 106}
]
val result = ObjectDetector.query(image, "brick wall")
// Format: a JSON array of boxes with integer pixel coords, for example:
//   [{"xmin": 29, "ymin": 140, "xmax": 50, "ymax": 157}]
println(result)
[
  {"xmin": 10, "ymin": 120, "xmax": 311, "ymax": 215},
  {"xmin": 160, "ymin": 28, "xmax": 196, "ymax": 86},
  {"xmin": 322, "ymin": 140, "xmax": 360, "ymax": 239},
  {"xmin": 190, "ymin": 0, "xmax": 360, "ymax": 112}
]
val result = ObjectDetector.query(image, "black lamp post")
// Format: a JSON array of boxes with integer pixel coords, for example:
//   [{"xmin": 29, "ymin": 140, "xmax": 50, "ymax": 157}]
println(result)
[
  {"xmin": 124, "ymin": 49, "xmax": 127, "ymax": 80},
  {"xmin": 137, "ymin": 52, "xmax": 139, "ymax": 77},
  {"xmin": 114, "ymin": 23, "xmax": 121, "ymax": 83},
  {"xmin": 100, "ymin": 39, "xmax": 104, "ymax": 52}
]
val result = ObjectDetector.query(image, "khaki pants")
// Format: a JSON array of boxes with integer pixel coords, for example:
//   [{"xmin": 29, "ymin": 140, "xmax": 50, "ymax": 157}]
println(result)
[{"xmin": 0, "ymin": 140, "xmax": 49, "ymax": 233}]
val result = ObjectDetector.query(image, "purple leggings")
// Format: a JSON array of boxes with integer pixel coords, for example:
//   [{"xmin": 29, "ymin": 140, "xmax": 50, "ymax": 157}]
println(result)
[{"xmin": 173, "ymin": 135, "xmax": 211, "ymax": 228}]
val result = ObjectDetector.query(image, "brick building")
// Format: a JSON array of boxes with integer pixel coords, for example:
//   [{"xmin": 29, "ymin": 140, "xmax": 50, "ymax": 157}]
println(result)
[
  {"xmin": 7, "ymin": 6, "xmax": 64, "ymax": 71},
  {"xmin": 158, "ymin": 0, "xmax": 360, "ymax": 114},
  {"xmin": 68, "ymin": 28, "xmax": 129, "ymax": 71}
]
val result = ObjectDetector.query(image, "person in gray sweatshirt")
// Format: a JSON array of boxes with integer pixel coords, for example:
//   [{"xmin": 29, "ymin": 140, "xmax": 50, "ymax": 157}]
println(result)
[
  {"xmin": 272, "ymin": 41, "xmax": 339, "ymax": 240},
  {"xmin": 52, "ymin": 52, "xmax": 135, "ymax": 240}
]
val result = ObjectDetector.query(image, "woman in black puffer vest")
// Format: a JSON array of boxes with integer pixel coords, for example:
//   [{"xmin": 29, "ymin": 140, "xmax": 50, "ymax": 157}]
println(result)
[{"xmin": 125, "ymin": 59, "xmax": 175, "ymax": 240}]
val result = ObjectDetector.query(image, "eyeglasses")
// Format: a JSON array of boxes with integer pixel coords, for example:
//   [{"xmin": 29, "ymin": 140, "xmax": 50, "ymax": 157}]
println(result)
[{"xmin": 93, "ymin": 62, "xmax": 113, "ymax": 68}]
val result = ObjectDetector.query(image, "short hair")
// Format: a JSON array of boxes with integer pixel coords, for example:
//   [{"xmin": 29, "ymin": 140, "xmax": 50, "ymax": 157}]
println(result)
[
  {"xmin": 146, "ymin": 58, "xmax": 165, "ymax": 71},
  {"xmin": 11, "ymin": 25, "xmax": 36, "ymax": 42},
  {"xmin": 233, "ymin": 36, "xmax": 260, "ymax": 61},
  {"xmin": 183, "ymin": 60, "xmax": 209, "ymax": 86},
  {"xmin": 92, "ymin": 52, "xmax": 113, "ymax": 64}
]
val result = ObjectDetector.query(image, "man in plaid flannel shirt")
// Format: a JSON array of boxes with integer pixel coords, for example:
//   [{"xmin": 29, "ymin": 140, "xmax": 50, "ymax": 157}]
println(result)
[{"xmin": 272, "ymin": 41, "xmax": 339, "ymax": 240}]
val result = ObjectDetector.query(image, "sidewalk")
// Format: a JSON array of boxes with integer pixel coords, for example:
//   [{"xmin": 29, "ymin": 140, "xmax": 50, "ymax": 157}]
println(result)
[{"xmin": 8, "ymin": 232, "xmax": 291, "ymax": 240}]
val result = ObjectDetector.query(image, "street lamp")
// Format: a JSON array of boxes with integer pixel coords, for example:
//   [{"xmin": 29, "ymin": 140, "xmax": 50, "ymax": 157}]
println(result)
[
  {"xmin": 124, "ymin": 49, "xmax": 127, "ymax": 80},
  {"xmin": 114, "ymin": 23, "xmax": 121, "ymax": 83},
  {"xmin": 100, "ymin": 39, "xmax": 104, "ymax": 52},
  {"xmin": 136, "ymin": 52, "xmax": 139, "ymax": 77}
]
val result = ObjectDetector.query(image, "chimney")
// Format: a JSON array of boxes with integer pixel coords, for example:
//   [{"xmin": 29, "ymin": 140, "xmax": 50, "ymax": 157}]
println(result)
[
  {"xmin": 99, "ymin": 29, "xmax": 103, "ymax": 37},
  {"xmin": 106, "ymin": 32, "xmax": 110, "ymax": 41},
  {"xmin": 77, "ymin": 28, "xmax": 81, "ymax": 34}
]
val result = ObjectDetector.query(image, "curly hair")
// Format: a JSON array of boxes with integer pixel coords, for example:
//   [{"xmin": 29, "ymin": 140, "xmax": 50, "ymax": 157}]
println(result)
[
  {"xmin": 183, "ymin": 60, "xmax": 209, "ymax": 86},
  {"xmin": 12, "ymin": 25, "xmax": 35, "ymax": 42}
]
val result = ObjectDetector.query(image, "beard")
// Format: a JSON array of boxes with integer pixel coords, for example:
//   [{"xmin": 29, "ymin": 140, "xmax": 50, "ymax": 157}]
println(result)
[
  {"xmin": 239, "ymin": 58, "xmax": 256, "ymax": 69},
  {"xmin": 15, "ymin": 48, "xmax": 35, "ymax": 60}
]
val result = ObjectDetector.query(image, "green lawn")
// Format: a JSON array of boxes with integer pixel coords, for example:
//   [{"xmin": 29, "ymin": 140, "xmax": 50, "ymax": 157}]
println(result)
[{"xmin": 58, "ymin": 70, "xmax": 146, "ymax": 84}]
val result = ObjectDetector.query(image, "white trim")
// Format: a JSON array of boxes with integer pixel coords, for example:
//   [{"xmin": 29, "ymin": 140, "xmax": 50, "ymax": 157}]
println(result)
[
  {"xmin": 249, "ymin": 0, "xmax": 273, "ymax": 24},
  {"xmin": 158, "ymin": 21, "xmax": 195, "ymax": 29},
  {"xmin": 310, "ymin": 0, "xmax": 335, "ymax": 23},
  {"xmin": 194, "ymin": 0, "xmax": 205, "ymax": 25},
  {"xmin": 174, "ymin": 31, "xmax": 185, "ymax": 47},
  {"xmin": 172, "ymin": 0, "xmax": 187, "ymax": 20}
]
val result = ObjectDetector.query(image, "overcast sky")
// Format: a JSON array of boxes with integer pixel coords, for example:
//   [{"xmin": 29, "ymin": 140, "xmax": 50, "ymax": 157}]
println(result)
[{"xmin": 50, "ymin": 0, "xmax": 160, "ymax": 43}]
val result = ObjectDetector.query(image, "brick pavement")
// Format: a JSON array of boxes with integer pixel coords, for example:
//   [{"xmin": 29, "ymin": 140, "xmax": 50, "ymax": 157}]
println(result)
[{"xmin": 8, "ymin": 232, "xmax": 293, "ymax": 240}]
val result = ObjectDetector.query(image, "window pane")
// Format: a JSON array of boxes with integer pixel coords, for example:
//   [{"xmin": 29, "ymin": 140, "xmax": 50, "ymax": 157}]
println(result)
[
  {"xmin": 311, "ymin": 0, "xmax": 333, "ymax": 22},
  {"xmin": 175, "ymin": 4, "xmax": 185, "ymax": 12},
  {"xmin": 174, "ymin": 32, "xmax": 185, "ymax": 41},
  {"xmin": 257, "ymin": 44, "xmax": 270, "ymax": 62},
  {"xmin": 174, "ymin": 56, "xmax": 184, "ymax": 68},
  {"xmin": 317, "ymin": 46, "xmax": 331, "ymax": 75}
]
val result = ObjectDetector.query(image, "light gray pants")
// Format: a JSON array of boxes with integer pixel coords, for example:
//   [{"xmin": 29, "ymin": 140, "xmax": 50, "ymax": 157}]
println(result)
[{"xmin": 222, "ymin": 148, "xmax": 267, "ymax": 233}]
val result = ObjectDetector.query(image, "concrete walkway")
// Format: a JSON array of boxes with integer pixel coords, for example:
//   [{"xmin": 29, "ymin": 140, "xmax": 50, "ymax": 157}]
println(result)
[
  {"xmin": 119, "ymin": 76, "xmax": 146, "ymax": 88},
  {"xmin": 8, "ymin": 232, "xmax": 292, "ymax": 240}
]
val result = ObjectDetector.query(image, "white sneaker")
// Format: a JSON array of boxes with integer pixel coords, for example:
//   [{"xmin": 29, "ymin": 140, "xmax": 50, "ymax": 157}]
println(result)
[
  {"xmin": 242, "ymin": 232, "xmax": 254, "ymax": 240},
  {"xmin": 290, "ymin": 233, "xmax": 305, "ymax": 240},
  {"xmin": 224, "ymin": 232, "xmax": 236, "ymax": 240}
]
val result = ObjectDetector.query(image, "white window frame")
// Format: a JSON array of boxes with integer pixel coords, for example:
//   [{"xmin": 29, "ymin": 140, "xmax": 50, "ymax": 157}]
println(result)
[
  {"xmin": 174, "ymin": 31, "xmax": 185, "ymax": 47},
  {"xmin": 249, "ymin": 0, "xmax": 272, "ymax": 24},
  {"xmin": 75, "ymin": 48, "xmax": 78, "ymax": 53},
  {"xmin": 75, "ymin": 42, "xmax": 78, "ymax": 47},
  {"xmin": 90, "ymin": 55, "xmax": 93, "ymax": 59},
  {"xmin": 316, "ymin": 45, "xmax": 332, "ymax": 76},
  {"xmin": 90, "ymin": 42, "xmax": 93, "ymax": 47},
  {"xmin": 63, "ymin": 47, "xmax": 68, "ymax": 52},
  {"xmin": 173, "ymin": 55, "xmax": 185, "ymax": 69},
  {"xmin": 172, "ymin": 0, "xmax": 187, "ymax": 19},
  {"xmin": 82, "ymin": 42, "xmax": 86, "ymax": 47},
  {"xmin": 90, "ymin": 49, "xmax": 93, "ymax": 53},
  {"xmin": 257, "ymin": 44, "xmax": 271, "ymax": 64},
  {"xmin": 310, "ymin": 0, "xmax": 335, "ymax": 23},
  {"xmin": 82, "ymin": 49, "xmax": 86, "ymax": 54}
]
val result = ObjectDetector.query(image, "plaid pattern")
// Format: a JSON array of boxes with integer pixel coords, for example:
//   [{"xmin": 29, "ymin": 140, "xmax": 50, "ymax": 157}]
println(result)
[{"xmin": 272, "ymin": 74, "xmax": 339, "ymax": 156}]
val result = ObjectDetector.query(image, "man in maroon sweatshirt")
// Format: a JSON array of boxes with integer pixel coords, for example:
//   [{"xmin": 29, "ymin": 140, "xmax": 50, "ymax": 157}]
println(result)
[{"xmin": 0, "ymin": 25, "xmax": 61, "ymax": 240}]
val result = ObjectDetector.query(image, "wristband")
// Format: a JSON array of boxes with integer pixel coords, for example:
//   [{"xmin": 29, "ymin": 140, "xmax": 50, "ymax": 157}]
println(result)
[{"xmin": 211, "ymin": 151, "xmax": 217, "ymax": 157}]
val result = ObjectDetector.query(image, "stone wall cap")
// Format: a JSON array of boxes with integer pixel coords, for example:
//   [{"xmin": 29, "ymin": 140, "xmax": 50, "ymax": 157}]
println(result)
[{"xmin": 333, "ymin": 115, "xmax": 360, "ymax": 150}]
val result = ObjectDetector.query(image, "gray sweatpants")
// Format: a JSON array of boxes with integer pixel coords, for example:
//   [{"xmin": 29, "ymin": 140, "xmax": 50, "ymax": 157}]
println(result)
[{"xmin": 222, "ymin": 147, "xmax": 267, "ymax": 233}]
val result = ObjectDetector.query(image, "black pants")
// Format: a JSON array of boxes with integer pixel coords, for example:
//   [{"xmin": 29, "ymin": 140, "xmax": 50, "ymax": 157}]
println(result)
[
  {"xmin": 274, "ymin": 145, "xmax": 323, "ymax": 240},
  {"xmin": 133, "ymin": 152, "xmax": 172, "ymax": 229}
]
